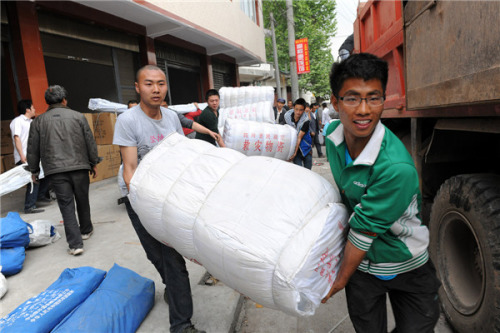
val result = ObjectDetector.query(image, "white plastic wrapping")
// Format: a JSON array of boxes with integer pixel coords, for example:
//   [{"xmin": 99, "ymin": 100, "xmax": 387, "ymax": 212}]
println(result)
[
  {"xmin": 129, "ymin": 133, "xmax": 349, "ymax": 316},
  {"xmin": 223, "ymin": 118, "xmax": 297, "ymax": 160},
  {"xmin": 167, "ymin": 103, "xmax": 208, "ymax": 114},
  {"xmin": 87, "ymin": 98, "xmax": 127, "ymax": 113},
  {"xmin": 0, "ymin": 165, "xmax": 32, "ymax": 197},
  {"xmin": 219, "ymin": 86, "xmax": 274, "ymax": 108},
  {"xmin": 218, "ymin": 101, "xmax": 275, "ymax": 136}
]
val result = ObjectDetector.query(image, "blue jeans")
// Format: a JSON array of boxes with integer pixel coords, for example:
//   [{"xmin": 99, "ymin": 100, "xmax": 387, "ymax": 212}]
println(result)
[
  {"xmin": 124, "ymin": 199, "xmax": 193, "ymax": 333},
  {"xmin": 24, "ymin": 179, "xmax": 49, "ymax": 210},
  {"xmin": 293, "ymin": 152, "xmax": 313, "ymax": 169}
]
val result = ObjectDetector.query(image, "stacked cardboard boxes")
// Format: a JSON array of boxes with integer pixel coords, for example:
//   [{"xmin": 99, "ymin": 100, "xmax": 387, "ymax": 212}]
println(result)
[
  {"xmin": 1, "ymin": 120, "xmax": 15, "ymax": 174},
  {"xmin": 83, "ymin": 112, "xmax": 120, "ymax": 183}
]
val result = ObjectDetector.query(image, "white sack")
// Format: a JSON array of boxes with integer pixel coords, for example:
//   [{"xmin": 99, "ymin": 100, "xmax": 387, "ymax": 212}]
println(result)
[
  {"xmin": 0, "ymin": 165, "xmax": 32, "ymax": 197},
  {"xmin": 218, "ymin": 101, "xmax": 275, "ymax": 136},
  {"xmin": 220, "ymin": 86, "xmax": 274, "ymax": 108},
  {"xmin": 88, "ymin": 98, "xmax": 127, "ymax": 113},
  {"xmin": 223, "ymin": 118, "xmax": 297, "ymax": 160},
  {"xmin": 28, "ymin": 220, "xmax": 61, "ymax": 248},
  {"xmin": 129, "ymin": 133, "xmax": 349, "ymax": 316},
  {"xmin": 167, "ymin": 103, "xmax": 208, "ymax": 114}
]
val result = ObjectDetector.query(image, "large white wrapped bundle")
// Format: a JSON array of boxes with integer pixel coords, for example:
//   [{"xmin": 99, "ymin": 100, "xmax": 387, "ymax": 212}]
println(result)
[
  {"xmin": 218, "ymin": 101, "xmax": 274, "ymax": 129},
  {"xmin": 129, "ymin": 133, "xmax": 349, "ymax": 316},
  {"xmin": 87, "ymin": 98, "xmax": 127, "ymax": 113},
  {"xmin": 223, "ymin": 118, "xmax": 297, "ymax": 160},
  {"xmin": 220, "ymin": 86, "xmax": 274, "ymax": 108}
]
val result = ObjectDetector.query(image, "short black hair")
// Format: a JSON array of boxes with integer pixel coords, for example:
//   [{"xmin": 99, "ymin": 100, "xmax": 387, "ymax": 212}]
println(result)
[
  {"xmin": 329, "ymin": 53, "xmax": 388, "ymax": 98},
  {"xmin": 322, "ymin": 102, "xmax": 327, "ymax": 108},
  {"xmin": 45, "ymin": 85, "xmax": 67, "ymax": 105},
  {"xmin": 205, "ymin": 89, "xmax": 219, "ymax": 101},
  {"xmin": 127, "ymin": 100, "xmax": 138, "ymax": 106},
  {"xmin": 136, "ymin": 65, "xmax": 166, "ymax": 82},
  {"xmin": 17, "ymin": 99, "xmax": 33, "ymax": 115},
  {"xmin": 293, "ymin": 98, "xmax": 306, "ymax": 108}
]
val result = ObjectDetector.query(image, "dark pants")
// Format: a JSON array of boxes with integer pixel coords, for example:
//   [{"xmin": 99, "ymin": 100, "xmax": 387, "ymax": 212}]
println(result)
[
  {"xmin": 24, "ymin": 178, "xmax": 50, "ymax": 210},
  {"xmin": 345, "ymin": 261, "xmax": 441, "ymax": 333},
  {"xmin": 48, "ymin": 170, "xmax": 93, "ymax": 249},
  {"xmin": 16, "ymin": 161, "xmax": 50, "ymax": 210},
  {"xmin": 313, "ymin": 135, "xmax": 323, "ymax": 157},
  {"xmin": 124, "ymin": 199, "xmax": 193, "ymax": 333},
  {"xmin": 293, "ymin": 151, "xmax": 313, "ymax": 169}
]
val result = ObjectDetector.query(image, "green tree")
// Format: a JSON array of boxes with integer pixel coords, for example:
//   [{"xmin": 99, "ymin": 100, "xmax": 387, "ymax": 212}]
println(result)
[{"xmin": 263, "ymin": 0, "xmax": 337, "ymax": 100}]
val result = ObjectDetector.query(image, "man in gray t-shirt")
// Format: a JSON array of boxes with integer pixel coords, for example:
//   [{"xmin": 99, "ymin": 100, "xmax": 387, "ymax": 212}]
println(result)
[
  {"xmin": 113, "ymin": 65, "xmax": 205, "ymax": 333},
  {"xmin": 114, "ymin": 104, "xmax": 183, "ymax": 168}
]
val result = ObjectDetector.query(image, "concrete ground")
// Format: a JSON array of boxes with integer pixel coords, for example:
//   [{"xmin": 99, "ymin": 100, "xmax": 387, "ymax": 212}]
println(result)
[{"xmin": 0, "ymin": 147, "xmax": 454, "ymax": 333}]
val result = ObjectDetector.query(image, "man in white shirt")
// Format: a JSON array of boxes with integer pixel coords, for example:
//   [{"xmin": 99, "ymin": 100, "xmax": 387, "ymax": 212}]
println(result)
[{"xmin": 10, "ymin": 99, "xmax": 49, "ymax": 213}]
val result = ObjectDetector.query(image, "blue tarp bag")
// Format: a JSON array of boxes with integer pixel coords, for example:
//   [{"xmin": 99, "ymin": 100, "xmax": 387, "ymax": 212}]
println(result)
[
  {"xmin": 53, "ymin": 264, "xmax": 155, "ymax": 333},
  {"xmin": 0, "ymin": 266, "xmax": 106, "ymax": 333},
  {"xmin": 0, "ymin": 212, "xmax": 30, "ymax": 248},
  {"xmin": 0, "ymin": 247, "xmax": 26, "ymax": 276}
]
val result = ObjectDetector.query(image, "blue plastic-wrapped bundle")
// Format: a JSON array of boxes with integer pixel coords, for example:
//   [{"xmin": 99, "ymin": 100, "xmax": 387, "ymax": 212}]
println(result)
[
  {"xmin": 0, "ymin": 266, "xmax": 106, "ymax": 333},
  {"xmin": 52, "ymin": 264, "xmax": 155, "ymax": 332},
  {"xmin": 0, "ymin": 247, "xmax": 26, "ymax": 276},
  {"xmin": 0, "ymin": 212, "xmax": 30, "ymax": 248}
]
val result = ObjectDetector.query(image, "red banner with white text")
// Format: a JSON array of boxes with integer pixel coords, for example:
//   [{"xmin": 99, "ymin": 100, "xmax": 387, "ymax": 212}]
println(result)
[{"xmin": 295, "ymin": 38, "xmax": 310, "ymax": 74}]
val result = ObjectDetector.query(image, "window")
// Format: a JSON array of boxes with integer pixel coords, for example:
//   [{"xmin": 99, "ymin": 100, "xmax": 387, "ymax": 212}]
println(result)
[{"xmin": 240, "ymin": 0, "xmax": 256, "ymax": 23}]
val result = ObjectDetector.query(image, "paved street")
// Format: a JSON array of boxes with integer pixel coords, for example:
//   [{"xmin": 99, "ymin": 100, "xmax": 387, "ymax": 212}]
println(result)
[{"xmin": 1, "ymin": 148, "xmax": 453, "ymax": 333}]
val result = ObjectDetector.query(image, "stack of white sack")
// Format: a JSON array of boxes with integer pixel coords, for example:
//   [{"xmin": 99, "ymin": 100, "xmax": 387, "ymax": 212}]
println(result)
[
  {"xmin": 223, "ymin": 118, "xmax": 297, "ymax": 160},
  {"xmin": 129, "ymin": 133, "xmax": 349, "ymax": 316},
  {"xmin": 219, "ymin": 86, "xmax": 274, "ymax": 108},
  {"xmin": 218, "ymin": 101, "xmax": 275, "ymax": 136}
]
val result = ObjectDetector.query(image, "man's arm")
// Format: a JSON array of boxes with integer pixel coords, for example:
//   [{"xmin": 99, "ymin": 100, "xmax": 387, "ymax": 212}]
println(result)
[
  {"xmin": 191, "ymin": 122, "xmax": 224, "ymax": 146},
  {"xmin": 27, "ymin": 120, "xmax": 41, "ymax": 174},
  {"xmin": 288, "ymin": 129, "xmax": 306, "ymax": 162},
  {"xmin": 121, "ymin": 146, "xmax": 138, "ymax": 191},
  {"xmin": 321, "ymin": 240, "xmax": 367, "ymax": 303},
  {"xmin": 13, "ymin": 135, "xmax": 26, "ymax": 163}
]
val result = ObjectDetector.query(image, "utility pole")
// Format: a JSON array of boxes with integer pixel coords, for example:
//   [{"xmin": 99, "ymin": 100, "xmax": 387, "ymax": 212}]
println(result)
[
  {"xmin": 270, "ymin": 12, "xmax": 282, "ymax": 100},
  {"xmin": 286, "ymin": 0, "xmax": 299, "ymax": 101}
]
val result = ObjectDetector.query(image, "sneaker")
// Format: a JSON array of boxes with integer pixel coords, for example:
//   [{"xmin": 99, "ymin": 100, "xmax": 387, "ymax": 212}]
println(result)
[
  {"xmin": 68, "ymin": 248, "xmax": 84, "ymax": 256},
  {"xmin": 24, "ymin": 207, "xmax": 45, "ymax": 214},
  {"xmin": 81, "ymin": 230, "xmax": 93, "ymax": 240},
  {"xmin": 181, "ymin": 325, "xmax": 206, "ymax": 333}
]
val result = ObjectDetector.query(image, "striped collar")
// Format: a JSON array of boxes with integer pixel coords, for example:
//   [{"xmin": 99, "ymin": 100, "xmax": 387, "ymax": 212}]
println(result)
[{"xmin": 328, "ymin": 120, "xmax": 385, "ymax": 166}]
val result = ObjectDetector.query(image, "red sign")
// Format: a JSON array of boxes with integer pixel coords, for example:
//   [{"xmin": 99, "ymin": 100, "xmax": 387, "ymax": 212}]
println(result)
[{"xmin": 295, "ymin": 38, "xmax": 310, "ymax": 74}]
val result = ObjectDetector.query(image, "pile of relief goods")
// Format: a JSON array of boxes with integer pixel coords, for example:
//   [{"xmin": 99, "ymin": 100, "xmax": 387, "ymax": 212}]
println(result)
[
  {"xmin": 0, "ymin": 264, "xmax": 154, "ymax": 332},
  {"xmin": 171, "ymin": 86, "xmax": 298, "ymax": 161},
  {"xmin": 129, "ymin": 133, "xmax": 349, "ymax": 316}
]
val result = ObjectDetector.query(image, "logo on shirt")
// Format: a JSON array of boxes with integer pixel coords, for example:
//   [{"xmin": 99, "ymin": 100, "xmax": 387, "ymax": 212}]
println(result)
[{"xmin": 353, "ymin": 181, "xmax": 366, "ymax": 188}]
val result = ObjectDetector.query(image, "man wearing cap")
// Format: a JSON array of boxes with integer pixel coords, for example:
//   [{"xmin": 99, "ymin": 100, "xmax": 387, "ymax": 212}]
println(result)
[{"xmin": 273, "ymin": 98, "xmax": 287, "ymax": 125}]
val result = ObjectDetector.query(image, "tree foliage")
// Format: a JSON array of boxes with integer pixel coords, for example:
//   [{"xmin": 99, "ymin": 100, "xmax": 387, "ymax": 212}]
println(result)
[{"xmin": 263, "ymin": 0, "xmax": 337, "ymax": 100}]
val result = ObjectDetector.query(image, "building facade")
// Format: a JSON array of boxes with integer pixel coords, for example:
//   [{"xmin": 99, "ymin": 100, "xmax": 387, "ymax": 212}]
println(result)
[{"xmin": 1, "ymin": 0, "xmax": 266, "ymax": 119}]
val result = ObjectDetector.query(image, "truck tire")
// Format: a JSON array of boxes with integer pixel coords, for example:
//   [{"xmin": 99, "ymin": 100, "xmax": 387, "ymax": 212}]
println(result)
[{"xmin": 429, "ymin": 174, "xmax": 500, "ymax": 332}]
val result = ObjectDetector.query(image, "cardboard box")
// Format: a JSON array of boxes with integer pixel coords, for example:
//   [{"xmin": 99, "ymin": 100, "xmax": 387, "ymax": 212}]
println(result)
[
  {"xmin": 93, "ymin": 113, "xmax": 117, "ymax": 145},
  {"xmin": 90, "ymin": 144, "xmax": 121, "ymax": 183},
  {"xmin": 1, "ymin": 120, "xmax": 14, "ymax": 155},
  {"xmin": 2, "ymin": 154, "xmax": 15, "ymax": 172},
  {"xmin": 83, "ymin": 113, "xmax": 95, "ymax": 137}
]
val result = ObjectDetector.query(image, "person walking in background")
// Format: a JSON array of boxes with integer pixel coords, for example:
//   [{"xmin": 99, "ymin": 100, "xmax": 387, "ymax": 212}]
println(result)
[
  {"xmin": 273, "ymin": 98, "xmax": 287, "ymax": 125},
  {"xmin": 285, "ymin": 98, "xmax": 313, "ymax": 169},
  {"xmin": 321, "ymin": 53, "xmax": 440, "ymax": 333},
  {"xmin": 27, "ymin": 86, "xmax": 99, "ymax": 256},
  {"xmin": 10, "ymin": 99, "xmax": 52, "ymax": 214},
  {"xmin": 310, "ymin": 103, "xmax": 323, "ymax": 157},
  {"xmin": 114, "ymin": 65, "xmax": 205, "ymax": 333},
  {"xmin": 195, "ymin": 89, "xmax": 225, "ymax": 147}
]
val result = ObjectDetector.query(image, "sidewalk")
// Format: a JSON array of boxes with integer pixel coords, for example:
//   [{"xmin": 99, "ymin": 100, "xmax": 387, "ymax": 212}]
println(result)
[{"xmin": 0, "ymin": 149, "xmax": 454, "ymax": 332}]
